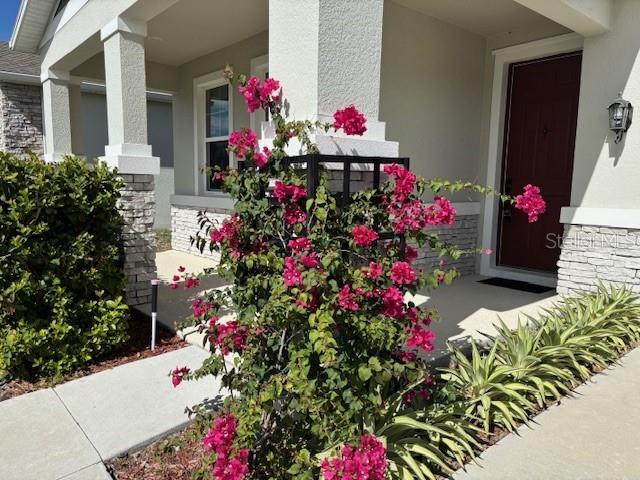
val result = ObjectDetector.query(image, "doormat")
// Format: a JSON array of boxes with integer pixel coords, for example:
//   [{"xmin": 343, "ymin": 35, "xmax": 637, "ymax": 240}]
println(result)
[{"xmin": 479, "ymin": 277, "xmax": 554, "ymax": 294}]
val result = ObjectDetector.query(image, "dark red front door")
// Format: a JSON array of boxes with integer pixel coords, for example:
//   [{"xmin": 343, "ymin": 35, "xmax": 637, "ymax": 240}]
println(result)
[{"xmin": 498, "ymin": 52, "xmax": 582, "ymax": 273}]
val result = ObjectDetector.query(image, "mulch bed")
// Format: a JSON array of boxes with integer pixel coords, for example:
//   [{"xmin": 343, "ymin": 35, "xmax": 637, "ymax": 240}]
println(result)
[
  {"xmin": 0, "ymin": 309, "xmax": 186, "ymax": 401},
  {"xmin": 107, "ymin": 423, "xmax": 206, "ymax": 480}
]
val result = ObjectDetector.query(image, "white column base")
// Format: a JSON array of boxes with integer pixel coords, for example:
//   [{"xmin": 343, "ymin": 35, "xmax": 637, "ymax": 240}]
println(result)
[
  {"xmin": 43, "ymin": 153, "xmax": 67, "ymax": 163},
  {"xmin": 260, "ymin": 120, "xmax": 399, "ymax": 158},
  {"xmin": 99, "ymin": 143, "xmax": 160, "ymax": 175}
]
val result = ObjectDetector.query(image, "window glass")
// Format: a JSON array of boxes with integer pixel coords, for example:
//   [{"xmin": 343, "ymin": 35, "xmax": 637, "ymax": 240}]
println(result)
[
  {"xmin": 207, "ymin": 140, "xmax": 229, "ymax": 190},
  {"xmin": 206, "ymin": 85, "xmax": 229, "ymax": 139}
]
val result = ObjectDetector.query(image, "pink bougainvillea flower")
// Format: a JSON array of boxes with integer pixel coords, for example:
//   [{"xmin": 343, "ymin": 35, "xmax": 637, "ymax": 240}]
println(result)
[
  {"xmin": 482, "ymin": 247, "xmax": 494, "ymax": 255},
  {"xmin": 338, "ymin": 285, "xmax": 359, "ymax": 312},
  {"xmin": 238, "ymin": 76, "xmax": 261, "ymax": 112},
  {"xmin": 170, "ymin": 366, "xmax": 190, "ymax": 388},
  {"xmin": 178, "ymin": 265, "xmax": 186, "ymax": 273},
  {"xmin": 424, "ymin": 196, "xmax": 457, "ymax": 226},
  {"xmin": 273, "ymin": 181, "xmax": 307, "ymax": 204},
  {"xmin": 321, "ymin": 434, "xmax": 387, "ymax": 480},
  {"xmin": 203, "ymin": 414, "xmax": 250, "ymax": 480},
  {"xmin": 184, "ymin": 276, "xmax": 200, "ymax": 289},
  {"xmin": 228, "ymin": 128, "xmax": 258, "ymax": 159},
  {"xmin": 333, "ymin": 104, "xmax": 367, "ymax": 136},
  {"xmin": 253, "ymin": 146, "xmax": 272, "ymax": 169},
  {"xmin": 515, "ymin": 184, "xmax": 546, "ymax": 223},
  {"xmin": 404, "ymin": 245, "xmax": 418, "ymax": 263},
  {"xmin": 170, "ymin": 283, "xmax": 179, "ymax": 290},
  {"xmin": 382, "ymin": 286, "xmax": 405, "ymax": 318},
  {"xmin": 397, "ymin": 350, "xmax": 417, "ymax": 363},
  {"xmin": 406, "ymin": 322, "xmax": 436, "ymax": 352},
  {"xmin": 172, "ymin": 274, "xmax": 180, "ymax": 282},
  {"xmin": 362, "ymin": 261, "xmax": 383, "ymax": 280},
  {"xmin": 238, "ymin": 75, "xmax": 281, "ymax": 114},
  {"xmin": 214, "ymin": 321, "xmax": 249, "ymax": 355},
  {"xmin": 283, "ymin": 256, "xmax": 303, "ymax": 287},
  {"xmin": 383, "ymin": 163, "xmax": 416, "ymax": 202},
  {"xmin": 192, "ymin": 298, "xmax": 212, "ymax": 317},
  {"xmin": 288, "ymin": 237, "xmax": 312, "ymax": 253},
  {"xmin": 283, "ymin": 204, "xmax": 307, "ymax": 225},
  {"xmin": 351, "ymin": 225, "xmax": 378, "ymax": 247},
  {"xmin": 390, "ymin": 261, "xmax": 417, "ymax": 285},
  {"xmin": 300, "ymin": 252, "xmax": 320, "ymax": 269}
]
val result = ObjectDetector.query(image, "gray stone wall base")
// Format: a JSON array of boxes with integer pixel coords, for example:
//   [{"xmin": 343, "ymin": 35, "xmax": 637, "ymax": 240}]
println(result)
[
  {"xmin": 119, "ymin": 174, "xmax": 157, "ymax": 308},
  {"xmin": 0, "ymin": 82, "xmax": 43, "ymax": 155},
  {"xmin": 171, "ymin": 206, "xmax": 479, "ymax": 275},
  {"xmin": 557, "ymin": 224, "xmax": 640, "ymax": 295},
  {"xmin": 413, "ymin": 214, "xmax": 479, "ymax": 275},
  {"xmin": 171, "ymin": 205, "xmax": 227, "ymax": 262}
]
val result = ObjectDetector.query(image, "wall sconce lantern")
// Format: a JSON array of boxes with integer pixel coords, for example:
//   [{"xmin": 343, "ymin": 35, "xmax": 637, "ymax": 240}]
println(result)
[{"xmin": 607, "ymin": 93, "xmax": 633, "ymax": 143}]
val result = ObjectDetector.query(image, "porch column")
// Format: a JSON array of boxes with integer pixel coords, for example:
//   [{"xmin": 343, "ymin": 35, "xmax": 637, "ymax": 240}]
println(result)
[
  {"xmin": 41, "ymin": 70, "xmax": 72, "ymax": 162},
  {"xmin": 101, "ymin": 16, "xmax": 158, "ymax": 310},
  {"xmin": 69, "ymin": 80, "xmax": 84, "ymax": 156},
  {"xmin": 268, "ymin": 0, "xmax": 398, "ymax": 157}
]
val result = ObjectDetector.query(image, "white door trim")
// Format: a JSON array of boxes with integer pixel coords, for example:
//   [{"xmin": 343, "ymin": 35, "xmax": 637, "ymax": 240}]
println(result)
[{"xmin": 480, "ymin": 33, "xmax": 583, "ymax": 287}]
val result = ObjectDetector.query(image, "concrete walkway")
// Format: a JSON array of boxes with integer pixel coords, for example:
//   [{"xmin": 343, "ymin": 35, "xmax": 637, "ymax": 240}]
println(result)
[
  {"xmin": 454, "ymin": 347, "xmax": 640, "ymax": 480},
  {"xmin": 0, "ymin": 346, "xmax": 221, "ymax": 480}
]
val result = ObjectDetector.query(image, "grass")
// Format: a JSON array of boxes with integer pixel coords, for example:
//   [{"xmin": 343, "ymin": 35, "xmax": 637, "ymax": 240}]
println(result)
[{"xmin": 156, "ymin": 229, "xmax": 172, "ymax": 252}]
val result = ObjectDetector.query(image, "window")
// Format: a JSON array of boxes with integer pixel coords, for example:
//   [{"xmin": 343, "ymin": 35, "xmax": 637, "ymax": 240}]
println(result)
[
  {"xmin": 205, "ymin": 85, "xmax": 230, "ymax": 190},
  {"xmin": 54, "ymin": 0, "xmax": 71, "ymax": 16},
  {"xmin": 194, "ymin": 70, "xmax": 234, "ymax": 194}
]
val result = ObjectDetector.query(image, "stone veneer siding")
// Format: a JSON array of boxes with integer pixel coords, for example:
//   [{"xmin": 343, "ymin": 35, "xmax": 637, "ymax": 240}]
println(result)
[
  {"xmin": 171, "ymin": 204, "xmax": 229, "ymax": 262},
  {"xmin": 172, "ymin": 204, "xmax": 480, "ymax": 276},
  {"xmin": 119, "ymin": 174, "xmax": 157, "ymax": 307},
  {"xmin": 0, "ymin": 82, "xmax": 43, "ymax": 155},
  {"xmin": 557, "ymin": 224, "xmax": 640, "ymax": 295},
  {"xmin": 413, "ymin": 214, "xmax": 479, "ymax": 276}
]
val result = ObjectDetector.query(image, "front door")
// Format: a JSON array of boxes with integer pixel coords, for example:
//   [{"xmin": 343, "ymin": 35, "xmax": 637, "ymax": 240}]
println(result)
[{"xmin": 497, "ymin": 52, "xmax": 582, "ymax": 273}]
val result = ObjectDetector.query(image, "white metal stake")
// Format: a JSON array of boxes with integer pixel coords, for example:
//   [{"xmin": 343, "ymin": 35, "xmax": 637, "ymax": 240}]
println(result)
[{"xmin": 151, "ymin": 279, "xmax": 160, "ymax": 351}]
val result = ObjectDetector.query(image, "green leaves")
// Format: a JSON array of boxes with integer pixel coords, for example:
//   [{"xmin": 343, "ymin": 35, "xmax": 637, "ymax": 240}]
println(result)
[{"xmin": 0, "ymin": 154, "xmax": 128, "ymax": 380}]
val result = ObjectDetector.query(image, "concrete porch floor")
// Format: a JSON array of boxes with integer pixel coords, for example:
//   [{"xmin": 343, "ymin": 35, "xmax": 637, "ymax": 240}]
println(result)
[{"xmin": 154, "ymin": 250, "xmax": 560, "ymax": 357}]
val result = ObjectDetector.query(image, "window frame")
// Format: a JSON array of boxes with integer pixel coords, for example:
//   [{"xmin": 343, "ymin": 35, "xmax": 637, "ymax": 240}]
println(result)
[
  {"xmin": 249, "ymin": 54, "xmax": 269, "ymax": 138},
  {"xmin": 193, "ymin": 70, "xmax": 234, "ymax": 195}
]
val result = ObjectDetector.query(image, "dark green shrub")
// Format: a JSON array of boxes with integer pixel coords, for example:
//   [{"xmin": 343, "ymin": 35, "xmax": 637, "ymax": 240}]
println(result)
[{"xmin": 0, "ymin": 153, "xmax": 129, "ymax": 379}]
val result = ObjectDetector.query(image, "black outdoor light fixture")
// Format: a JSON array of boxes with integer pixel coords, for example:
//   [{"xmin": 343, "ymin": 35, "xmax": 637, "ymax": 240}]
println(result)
[{"xmin": 607, "ymin": 93, "xmax": 633, "ymax": 143}]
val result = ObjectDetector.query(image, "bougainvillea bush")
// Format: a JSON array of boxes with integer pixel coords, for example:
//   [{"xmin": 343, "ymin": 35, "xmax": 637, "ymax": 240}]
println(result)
[
  {"xmin": 0, "ymin": 154, "xmax": 128, "ymax": 379},
  {"xmin": 175, "ymin": 70, "xmax": 544, "ymax": 479}
]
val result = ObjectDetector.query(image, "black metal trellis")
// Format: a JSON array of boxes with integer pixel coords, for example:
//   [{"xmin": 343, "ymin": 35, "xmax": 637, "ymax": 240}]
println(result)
[
  {"xmin": 283, "ymin": 154, "xmax": 411, "ymax": 258},
  {"xmin": 283, "ymin": 154, "xmax": 410, "ymax": 202}
]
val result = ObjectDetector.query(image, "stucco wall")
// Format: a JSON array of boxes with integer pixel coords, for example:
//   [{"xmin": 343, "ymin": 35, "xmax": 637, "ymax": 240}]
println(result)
[
  {"xmin": 80, "ymin": 91, "xmax": 173, "ymax": 164},
  {"xmin": 379, "ymin": 1, "xmax": 485, "ymax": 200},
  {"xmin": 80, "ymin": 91, "xmax": 174, "ymax": 228},
  {"xmin": 570, "ymin": 0, "xmax": 640, "ymax": 209},
  {"xmin": 172, "ymin": 31, "xmax": 268, "ymax": 196}
]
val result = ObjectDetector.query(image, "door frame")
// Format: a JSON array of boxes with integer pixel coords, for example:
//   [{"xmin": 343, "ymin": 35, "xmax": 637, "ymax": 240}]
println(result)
[{"xmin": 480, "ymin": 33, "xmax": 583, "ymax": 288}]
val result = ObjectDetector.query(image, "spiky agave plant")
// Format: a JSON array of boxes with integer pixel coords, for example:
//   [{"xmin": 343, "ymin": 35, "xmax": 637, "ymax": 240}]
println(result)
[
  {"xmin": 371, "ymin": 384, "xmax": 483, "ymax": 480},
  {"xmin": 491, "ymin": 319, "xmax": 573, "ymax": 407},
  {"xmin": 439, "ymin": 341, "xmax": 534, "ymax": 432}
]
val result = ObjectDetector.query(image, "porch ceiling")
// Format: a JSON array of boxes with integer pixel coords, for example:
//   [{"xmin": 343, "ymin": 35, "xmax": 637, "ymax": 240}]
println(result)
[
  {"xmin": 145, "ymin": 0, "xmax": 268, "ymax": 67},
  {"xmin": 391, "ymin": 0, "xmax": 563, "ymax": 37}
]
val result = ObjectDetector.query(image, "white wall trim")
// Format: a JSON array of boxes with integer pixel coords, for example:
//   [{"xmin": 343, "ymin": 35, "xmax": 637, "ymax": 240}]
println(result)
[
  {"xmin": 171, "ymin": 194, "xmax": 234, "ymax": 211},
  {"xmin": 480, "ymin": 33, "xmax": 583, "ymax": 286},
  {"xmin": 0, "ymin": 71, "xmax": 40, "ymax": 85},
  {"xmin": 560, "ymin": 207, "xmax": 640, "ymax": 230},
  {"xmin": 40, "ymin": 0, "xmax": 90, "ymax": 48}
]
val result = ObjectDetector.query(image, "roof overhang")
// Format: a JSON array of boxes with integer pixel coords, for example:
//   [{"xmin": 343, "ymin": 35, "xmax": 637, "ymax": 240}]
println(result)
[{"xmin": 10, "ymin": 0, "xmax": 58, "ymax": 53}]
